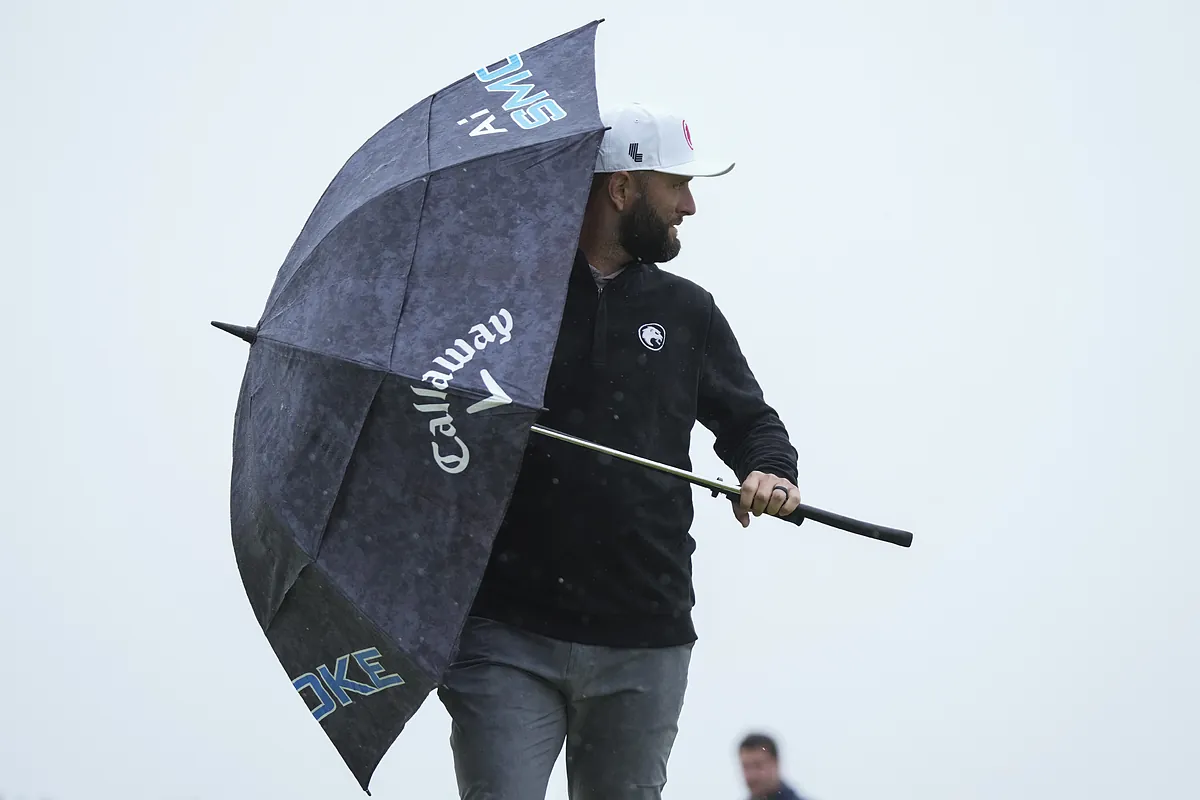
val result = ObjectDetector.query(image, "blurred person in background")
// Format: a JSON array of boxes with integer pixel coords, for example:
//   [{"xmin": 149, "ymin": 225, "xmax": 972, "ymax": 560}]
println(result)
[{"xmin": 738, "ymin": 732, "xmax": 810, "ymax": 800}]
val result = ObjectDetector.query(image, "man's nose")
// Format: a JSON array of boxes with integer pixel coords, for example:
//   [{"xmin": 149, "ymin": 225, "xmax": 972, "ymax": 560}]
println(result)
[{"xmin": 679, "ymin": 186, "xmax": 697, "ymax": 216}]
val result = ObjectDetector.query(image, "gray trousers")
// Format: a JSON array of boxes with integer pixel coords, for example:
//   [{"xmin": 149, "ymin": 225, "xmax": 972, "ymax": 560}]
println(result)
[{"xmin": 437, "ymin": 616, "xmax": 694, "ymax": 800}]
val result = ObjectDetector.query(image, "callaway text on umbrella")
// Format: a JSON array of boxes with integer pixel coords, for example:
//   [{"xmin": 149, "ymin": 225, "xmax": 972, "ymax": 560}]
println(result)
[{"xmin": 210, "ymin": 18, "xmax": 913, "ymax": 795}]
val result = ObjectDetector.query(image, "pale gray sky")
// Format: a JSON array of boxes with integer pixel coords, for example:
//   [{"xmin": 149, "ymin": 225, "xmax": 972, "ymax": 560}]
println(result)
[{"xmin": 4, "ymin": 1, "xmax": 1198, "ymax": 798}]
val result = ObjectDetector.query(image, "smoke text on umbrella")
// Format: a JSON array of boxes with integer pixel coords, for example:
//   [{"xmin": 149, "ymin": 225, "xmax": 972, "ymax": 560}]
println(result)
[{"xmin": 292, "ymin": 647, "xmax": 405, "ymax": 723}]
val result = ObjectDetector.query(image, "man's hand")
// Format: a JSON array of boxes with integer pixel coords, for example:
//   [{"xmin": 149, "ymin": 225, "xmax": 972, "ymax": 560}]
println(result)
[{"xmin": 733, "ymin": 471, "xmax": 801, "ymax": 528}]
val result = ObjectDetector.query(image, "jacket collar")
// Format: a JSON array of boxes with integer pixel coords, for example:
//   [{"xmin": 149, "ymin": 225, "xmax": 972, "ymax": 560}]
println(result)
[{"xmin": 572, "ymin": 247, "xmax": 645, "ymax": 286}]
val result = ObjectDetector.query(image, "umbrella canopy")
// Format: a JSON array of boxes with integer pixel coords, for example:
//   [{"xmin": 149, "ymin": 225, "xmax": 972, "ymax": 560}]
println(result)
[{"xmin": 216, "ymin": 20, "xmax": 606, "ymax": 791}]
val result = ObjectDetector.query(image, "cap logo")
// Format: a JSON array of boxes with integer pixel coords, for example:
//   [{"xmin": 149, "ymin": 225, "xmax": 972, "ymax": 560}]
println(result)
[
  {"xmin": 682, "ymin": 120, "xmax": 694, "ymax": 150},
  {"xmin": 628, "ymin": 142, "xmax": 643, "ymax": 163}
]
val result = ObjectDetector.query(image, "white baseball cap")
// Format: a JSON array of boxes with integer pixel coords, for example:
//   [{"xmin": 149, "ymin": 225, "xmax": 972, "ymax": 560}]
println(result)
[{"xmin": 594, "ymin": 102, "xmax": 734, "ymax": 177}]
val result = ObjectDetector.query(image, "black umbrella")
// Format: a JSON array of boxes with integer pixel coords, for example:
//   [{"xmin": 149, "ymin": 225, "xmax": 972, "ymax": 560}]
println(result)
[{"xmin": 211, "ymin": 18, "xmax": 912, "ymax": 794}]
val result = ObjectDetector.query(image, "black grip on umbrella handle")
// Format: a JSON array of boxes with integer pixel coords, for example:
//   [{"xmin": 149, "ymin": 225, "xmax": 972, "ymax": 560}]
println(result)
[
  {"xmin": 781, "ymin": 503, "xmax": 913, "ymax": 548},
  {"xmin": 713, "ymin": 484, "xmax": 913, "ymax": 548}
]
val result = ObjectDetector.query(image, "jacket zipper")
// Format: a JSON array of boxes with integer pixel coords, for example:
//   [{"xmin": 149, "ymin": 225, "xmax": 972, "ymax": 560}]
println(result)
[
  {"xmin": 589, "ymin": 263, "xmax": 635, "ymax": 368},
  {"xmin": 591, "ymin": 282, "xmax": 608, "ymax": 368}
]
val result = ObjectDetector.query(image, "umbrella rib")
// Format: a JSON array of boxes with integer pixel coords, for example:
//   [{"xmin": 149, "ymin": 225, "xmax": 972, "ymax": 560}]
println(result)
[
  {"xmin": 261, "ymin": 129, "xmax": 604, "ymax": 328},
  {"xmin": 308, "ymin": 376, "xmax": 387, "ymax": 566},
  {"xmin": 386, "ymin": 94, "xmax": 438, "ymax": 368},
  {"xmin": 259, "ymin": 178, "xmax": 423, "ymax": 330},
  {"xmin": 242, "ymin": 335, "xmax": 508, "ymax": 407}
]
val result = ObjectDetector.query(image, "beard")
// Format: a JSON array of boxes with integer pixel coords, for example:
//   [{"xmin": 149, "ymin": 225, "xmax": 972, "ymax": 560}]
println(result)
[{"xmin": 617, "ymin": 191, "xmax": 681, "ymax": 263}]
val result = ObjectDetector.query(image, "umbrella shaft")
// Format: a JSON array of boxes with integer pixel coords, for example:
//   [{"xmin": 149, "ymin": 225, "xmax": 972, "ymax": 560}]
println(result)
[{"xmin": 530, "ymin": 424, "xmax": 737, "ymax": 498}]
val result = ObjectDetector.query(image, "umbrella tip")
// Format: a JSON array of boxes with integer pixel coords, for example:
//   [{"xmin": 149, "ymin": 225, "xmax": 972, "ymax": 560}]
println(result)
[{"xmin": 210, "ymin": 320, "xmax": 258, "ymax": 344}]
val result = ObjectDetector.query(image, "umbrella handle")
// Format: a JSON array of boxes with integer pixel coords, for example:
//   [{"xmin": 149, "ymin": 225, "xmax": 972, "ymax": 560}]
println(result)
[
  {"xmin": 710, "ymin": 485, "xmax": 913, "ymax": 547},
  {"xmin": 530, "ymin": 424, "xmax": 913, "ymax": 548}
]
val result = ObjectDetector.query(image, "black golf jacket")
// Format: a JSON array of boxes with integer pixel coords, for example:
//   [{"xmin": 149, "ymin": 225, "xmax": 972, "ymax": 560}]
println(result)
[{"xmin": 469, "ymin": 249, "xmax": 798, "ymax": 648}]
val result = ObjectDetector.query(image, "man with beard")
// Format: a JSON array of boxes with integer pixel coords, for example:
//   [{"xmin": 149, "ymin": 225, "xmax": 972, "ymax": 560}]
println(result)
[{"xmin": 437, "ymin": 103, "xmax": 802, "ymax": 800}]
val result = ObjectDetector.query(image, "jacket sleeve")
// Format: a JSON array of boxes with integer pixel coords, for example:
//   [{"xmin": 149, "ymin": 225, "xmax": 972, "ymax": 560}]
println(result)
[{"xmin": 696, "ymin": 296, "xmax": 799, "ymax": 485}]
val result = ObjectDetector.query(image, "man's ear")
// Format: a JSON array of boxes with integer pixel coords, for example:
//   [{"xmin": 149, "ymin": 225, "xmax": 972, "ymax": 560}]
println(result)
[{"xmin": 606, "ymin": 170, "xmax": 638, "ymax": 212}]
